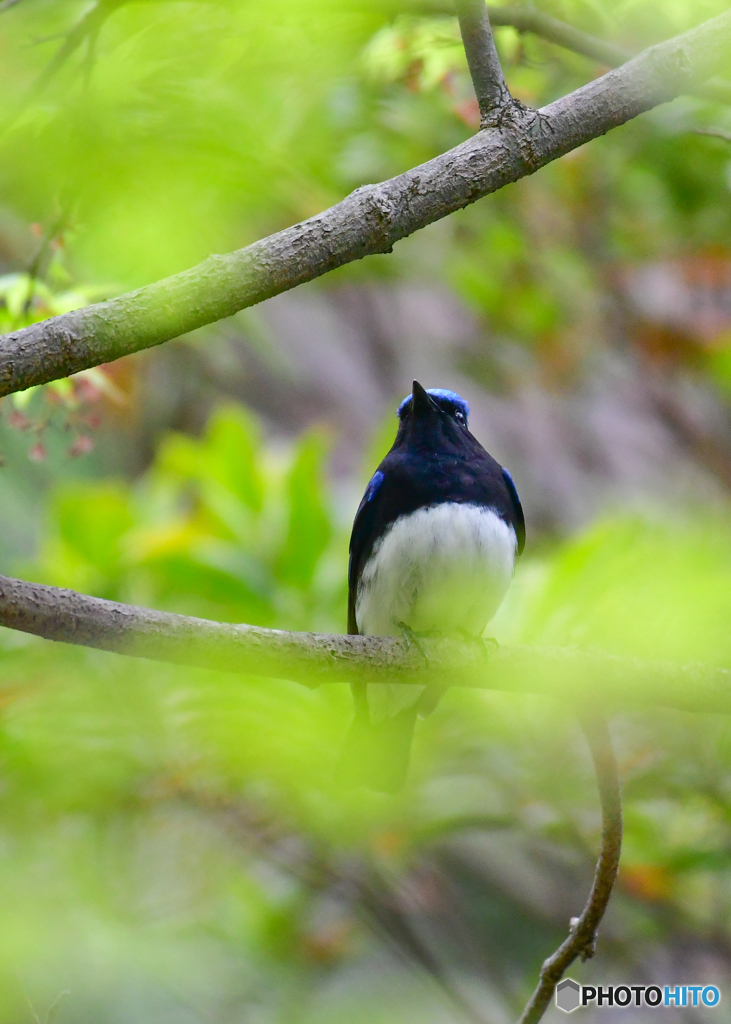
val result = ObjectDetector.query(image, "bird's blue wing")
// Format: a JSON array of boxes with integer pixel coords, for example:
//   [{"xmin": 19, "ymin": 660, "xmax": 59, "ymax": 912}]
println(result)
[
  {"xmin": 348, "ymin": 470, "xmax": 385, "ymax": 634},
  {"xmin": 502, "ymin": 467, "xmax": 525, "ymax": 556}
]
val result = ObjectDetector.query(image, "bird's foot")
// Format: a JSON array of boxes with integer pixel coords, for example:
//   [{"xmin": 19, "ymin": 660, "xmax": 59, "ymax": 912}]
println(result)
[
  {"xmin": 458, "ymin": 630, "xmax": 498, "ymax": 658},
  {"xmin": 397, "ymin": 622, "xmax": 432, "ymax": 668}
]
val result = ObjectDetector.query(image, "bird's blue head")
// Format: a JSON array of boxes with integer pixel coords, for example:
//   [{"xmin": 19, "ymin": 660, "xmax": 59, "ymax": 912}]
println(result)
[
  {"xmin": 399, "ymin": 385, "xmax": 466, "ymax": 428},
  {"xmin": 397, "ymin": 382, "xmax": 469, "ymax": 427},
  {"xmin": 394, "ymin": 381, "xmax": 473, "ymax": 455}
]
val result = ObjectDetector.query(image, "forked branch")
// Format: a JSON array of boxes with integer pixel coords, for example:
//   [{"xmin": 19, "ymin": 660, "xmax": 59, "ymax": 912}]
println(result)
[
  {"xmin": 0, "ymin": 10, "xmax": 730, "ymax": 398},
  {"xmin": 29, "ymin": 0, "xmax": 124, "ymax": 96},
  {"xmin": 484, "ymin": 3, "xmax": 731, "ymax": 105},
  {"xmin": 411, "ymin": 1, "xmax": 731, "ymax": 104},
  {"xmin": 517, "ymin": 716, "xmax": 623, "ymax": 1024},
  {"xmin": 455, "ymin": 0, "xmax": 514, "ymax": 126}
]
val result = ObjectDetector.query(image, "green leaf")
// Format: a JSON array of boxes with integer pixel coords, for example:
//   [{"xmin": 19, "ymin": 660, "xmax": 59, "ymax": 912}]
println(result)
[{"xmin": 276, "ymin": 429, "xmax": 332, "ymax": 589}]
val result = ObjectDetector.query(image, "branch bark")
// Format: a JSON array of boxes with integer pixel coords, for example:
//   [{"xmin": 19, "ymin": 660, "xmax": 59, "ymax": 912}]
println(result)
[
  {"xmin": 445, "ymin": 3, "xmax": 731, "ymax": 105},
  {"xmin": 485, "ymin": 4, "xmax": 731, "ymax": 105},
  {"xmin": 0, "ymin": 10, "xmax": 730, "ymax": 397},
  {"xmin": 455, "ymin": 0, "xmax": 514, "ymax": 127},
  {"xmin": 1, "ymin": 573, "xmax": 730, "ymax": 714},
  {"xmin": 485, "ymin": 4, "xmax": 630, "ymax": 67},
  {"xmin": 517, "ymin": 715, "xmax": 622, "ymax": 1024}
]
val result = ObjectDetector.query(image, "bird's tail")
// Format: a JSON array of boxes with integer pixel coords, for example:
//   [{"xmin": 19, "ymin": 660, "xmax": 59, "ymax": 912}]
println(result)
[{"xmin": 337, "ymin": 683, "xmax": 418, "ymax": 794}]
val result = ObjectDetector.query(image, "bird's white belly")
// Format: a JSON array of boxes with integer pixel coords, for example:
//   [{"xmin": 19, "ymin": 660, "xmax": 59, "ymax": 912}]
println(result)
[{"xmin": 356, "ymin": 503, "xmax": 517, "ymax": 639}]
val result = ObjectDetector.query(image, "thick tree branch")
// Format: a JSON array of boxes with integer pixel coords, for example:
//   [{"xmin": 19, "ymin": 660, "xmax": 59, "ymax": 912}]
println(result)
[
  {"xmin": 517, "ymin": 716, "xmax": 622, "ymax": 1024},
  {"xmin": 0, "ymin": 573, "xmax": 729, "ymax": 714},
  {"xmin": 455, "ymin": 0, "xmax": 514, "ymax": 127},
  {"xmin": 0, "ymin": 11, "xmax": 730, "ymax": 397}
]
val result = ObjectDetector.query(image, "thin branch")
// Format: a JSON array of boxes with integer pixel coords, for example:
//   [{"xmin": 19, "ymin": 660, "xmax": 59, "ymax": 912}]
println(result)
[
  {"xmin": 486, "ymin": 4, "xmax": 630, "ymax": 67},
  {"xmin": 185, "ymin": 787, "xmax": 487, "ymax": 1023},
  {"xmin": 29, "ymin": 0, "xmax": 124, "ymax": 97},
  {"xmin": 517, "ymin": 715, "xmax": 622, "ymax": 1024},
  {"xmin": 0, "ymin": 9, "xmax": 729, "ymax": 398},
  {"xmin": 20, "ymin": 209, "xmax": 70, "ymax": 323},
  {"xmin": 358, "ymin": 865, "xmax": 489, "ymax": 1024},
  {"xmin": 692, "ymin": 126, "xmax": 731, "ymax": 142},
  {"xmin": 411, "ymin": 1, "xmax": 731, "ymax": 105},
  {"xmin": 0, "ymin": 573, "xmax": 730, "ymax": 715},
  {"xmin": 455, "ymin": 0, "xmax": 514, "ymax": 127},
  {"xmin": 485, "ymin": 4, "xmax": 731, "ymax": 106},
  {"xmin": 0, "ymin": 0, "xmax": 25, "ymax": 11}
]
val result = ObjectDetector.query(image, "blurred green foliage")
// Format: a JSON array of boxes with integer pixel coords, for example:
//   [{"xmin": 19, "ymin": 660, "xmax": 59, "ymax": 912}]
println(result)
[
  {"xmin": 0, "ymin": 401, "xmax": 725, "ymax": 1020},
  {"xmin": 1, "ymin": 0, "xmax": 730, "ymax": 335},
  {"xmin": 516, "ymin": 515, "xmax": 731, "ymax": 664},
  {"xmin": 0, "ymin": 273, "xmax": 92, "ymax": 335},
  {"xmin": 29, "ymin": 405, "xmax": 344, "ymax": 629}
]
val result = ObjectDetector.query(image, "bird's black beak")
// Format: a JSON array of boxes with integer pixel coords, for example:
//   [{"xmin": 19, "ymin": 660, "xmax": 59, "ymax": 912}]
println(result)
[{"xmin": 412, "ymin": 380, "xmax": 438, "ymax": 416}]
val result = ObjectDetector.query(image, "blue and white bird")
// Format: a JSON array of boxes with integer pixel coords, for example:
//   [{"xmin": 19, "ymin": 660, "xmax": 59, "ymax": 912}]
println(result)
[{"xmin": 340, "ymin": 380, "xmax": 525, "ymax": 792}]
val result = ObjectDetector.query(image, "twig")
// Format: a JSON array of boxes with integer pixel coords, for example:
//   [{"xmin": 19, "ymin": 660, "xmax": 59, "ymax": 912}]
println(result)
[
  {"xmin": 19, "ymin": 209, "xmax": 69, "ymax": 323},
  {"xmin": 27, "ymin": 991, "xmax": 70, "ymax": 1024},
  {"xmin": 487, "ymin": 4, "xmax": 731, "ymax": 106},
  {"xmin": 358, "ymin": 866, "xmax": 489, "ymax": 1024},
  {"xmin": 410, "ymin": 1, "xmax": 731, "ymax": 105},
  {"xmin": 184, "ymin": 787, "xmax": 486, "ymax": 1022},
  {"xmin": 486, "ymin": 4, "xmax": 629, "ymax": 67},
  {"xmin": 30, "ymin": 0, "xmax": 124, "ymax": 96},
  {"xmin": 0, "ymin": 573, "xmax": 730, "ymax": 714},
  {"xmin": 81, "ymin": 23, "xmax": 102, "ymax": 90},
  {"xmin": 455, "ymin": 0, "xmax": 515, "ymax": 127},
  {"xmin": 0, "ymin": 0, "xmax": 24, "ymax": 11},
  {"xmin": 517, "ymin": 716, "xmax": 622, "ymax": 1024},
  {"xmin": 1, "ymin": 10, "xmax": 730, "ymax": 398},
  {"xmin": 692, "ymin": 126, "xmax": 731, "ymax": 142},
  {"xmin": 26, "ymin": 212, "xmax": 67, "ymax": 282}
]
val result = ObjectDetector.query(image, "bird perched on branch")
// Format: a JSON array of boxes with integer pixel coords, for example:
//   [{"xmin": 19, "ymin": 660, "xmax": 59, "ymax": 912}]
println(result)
[{"xmin": 339, "ymin": 381, "xmax": 525, "ymax": 793}]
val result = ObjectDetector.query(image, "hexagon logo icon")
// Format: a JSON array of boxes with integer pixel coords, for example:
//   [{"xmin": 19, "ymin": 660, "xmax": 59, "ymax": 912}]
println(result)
[{"xmin": 556, "ymin": 978, "xmax": 581, "ymax": 1013}]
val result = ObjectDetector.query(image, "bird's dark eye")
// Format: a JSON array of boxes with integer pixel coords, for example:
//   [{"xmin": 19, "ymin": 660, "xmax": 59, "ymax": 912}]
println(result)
[{"xmin": 454, "ymin": 410, "xmax": 465, "ymax": 425}]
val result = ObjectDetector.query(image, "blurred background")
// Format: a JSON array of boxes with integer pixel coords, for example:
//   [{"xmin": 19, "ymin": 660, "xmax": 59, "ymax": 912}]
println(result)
[{"xmin": 1, "ymin": 0, "xmax": 731, "ymax": 1021}]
